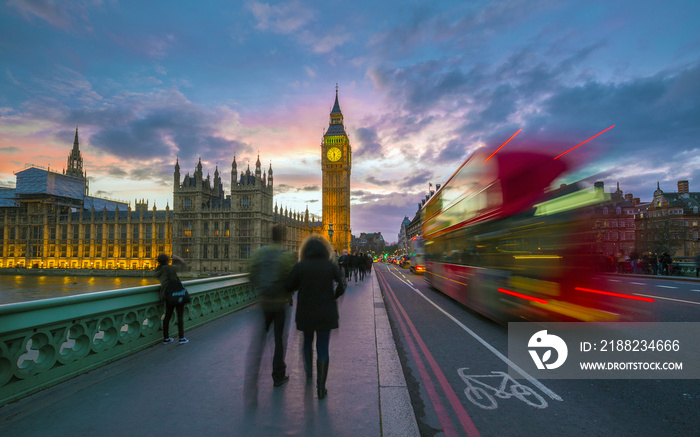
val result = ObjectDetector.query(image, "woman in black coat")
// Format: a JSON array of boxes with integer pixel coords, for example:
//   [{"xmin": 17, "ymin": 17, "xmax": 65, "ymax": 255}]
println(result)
[{"xmin": 286, "ymin": 235, "xmax": 344, "ymax": 399}]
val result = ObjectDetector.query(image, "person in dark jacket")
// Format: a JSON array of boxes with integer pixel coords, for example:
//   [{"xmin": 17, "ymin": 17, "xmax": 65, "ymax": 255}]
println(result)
[
  {"xmin": 247, "ymin": 224, "xmax": 295, "ymax": 388},
  {"xmin": 286, "ymin": 235, "xmax": 344, "ymax": 399},
  {"xmin": 154, "ymin": 254, "xmax": 189, "ymax": 344}
]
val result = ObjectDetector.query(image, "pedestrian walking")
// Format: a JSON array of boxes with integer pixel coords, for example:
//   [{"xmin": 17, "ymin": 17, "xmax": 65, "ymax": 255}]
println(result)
[
  {"xmin": 338, "ymin": 249, "xmax": 350, "ymax": 286},
  {"xmin": 246, "ymin": 224, "xmax": 296, "ymax": 391},
  {"xmin": 351, "ymin": 251, "xmax": 359, "ymax": 284},
  {"xmin": 695, "ymin": 252, "xmax": 700, "ymax": 277},
  {"xmin": 358, "ymin": 252, "xmax": 366, "ymax": 281},
  {"xmin": 154, "ymin": 254, "xmax": 190, "ymax": 344},
  {"xmin": 630, "ymin": 248, "xmax": 639, "ymax": 274},
  {"xmin": 286, "ymin": 235, "xmax": 344, "ymax": 399},
  {"xmin": 366, "ymin": 253, "xmax": 373, "ymax": 276}
]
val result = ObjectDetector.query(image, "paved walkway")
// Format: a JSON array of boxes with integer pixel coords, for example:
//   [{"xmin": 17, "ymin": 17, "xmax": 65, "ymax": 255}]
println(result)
[{"xmin": 0, "ymin": 270, "xmax": 418, "ymax": 437}]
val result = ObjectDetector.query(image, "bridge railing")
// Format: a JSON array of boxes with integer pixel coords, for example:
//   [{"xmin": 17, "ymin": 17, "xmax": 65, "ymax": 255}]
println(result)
[{"xmin": 0, "ymin": 274, "xmax": 256, "ymax": 406}]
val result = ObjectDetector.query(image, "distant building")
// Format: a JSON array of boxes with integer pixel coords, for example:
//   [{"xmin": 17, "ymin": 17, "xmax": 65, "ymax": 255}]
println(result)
[
  {"xmin": 635, "ymin": 180, "xmax": 700, "ymax": 258},
  {"xmin": 587, "ymin": 181, "xmax": 641, "ymax": 257},
  {"xmin": 398, "ymin": 216, "xmax": 411, "ymax": 254},
  {"xmin": 351, "ymin": 232, "xmax": 385, "ymax": 255}
]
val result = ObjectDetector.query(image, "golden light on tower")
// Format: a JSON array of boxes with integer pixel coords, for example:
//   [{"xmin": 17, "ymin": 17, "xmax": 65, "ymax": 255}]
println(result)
[{"xmin": 321, "ymin": 85, "xmax": 351, "ymax": 253}]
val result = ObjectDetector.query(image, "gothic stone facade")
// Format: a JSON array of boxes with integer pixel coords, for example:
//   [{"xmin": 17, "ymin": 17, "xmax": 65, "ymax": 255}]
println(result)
[
  {"xmin": 0, "ymin": 129, "xmax": 173, "ymax": 270},
  {"xmin": 172, "ymin": 156, "xmax": 320, "ymax": 274}
]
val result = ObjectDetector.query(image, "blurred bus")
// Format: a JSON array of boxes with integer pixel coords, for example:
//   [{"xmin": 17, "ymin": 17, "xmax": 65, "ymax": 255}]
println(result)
[
  {"xmin": 409, "ymin": 236, "xmax": 426, "ymax": 274},
  {"xmin": 421, "ymin": 148, "xmax": 653, "ymax": 324}
]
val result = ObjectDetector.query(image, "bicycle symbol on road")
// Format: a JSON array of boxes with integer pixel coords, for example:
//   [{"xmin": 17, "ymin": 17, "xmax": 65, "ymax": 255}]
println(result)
[{"xmin": 457, "ymin": 367, "xmax": 548, "ymax": 410}]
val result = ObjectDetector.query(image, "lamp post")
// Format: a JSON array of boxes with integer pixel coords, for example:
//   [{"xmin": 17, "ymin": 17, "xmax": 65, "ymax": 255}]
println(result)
[{"xmin": 328, "ymin": 222, "xmax": 334, "ymax": 247}]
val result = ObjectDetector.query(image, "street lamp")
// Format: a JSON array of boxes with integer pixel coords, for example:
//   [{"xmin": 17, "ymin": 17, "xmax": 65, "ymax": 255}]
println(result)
[{"xmin": 328, "ymin": 223, "xmax": 334, "ymax": 245}]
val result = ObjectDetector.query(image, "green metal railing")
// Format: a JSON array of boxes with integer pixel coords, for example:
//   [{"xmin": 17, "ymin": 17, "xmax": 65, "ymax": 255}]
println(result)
[{"xmin": 0, "ymin": 274, "xmax": 255, "ymax": 406}]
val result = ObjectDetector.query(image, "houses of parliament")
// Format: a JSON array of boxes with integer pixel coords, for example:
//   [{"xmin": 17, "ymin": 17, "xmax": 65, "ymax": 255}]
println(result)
[{"xmin": 0, "ymin": 90, "xmax": 352, "ymax": 274}]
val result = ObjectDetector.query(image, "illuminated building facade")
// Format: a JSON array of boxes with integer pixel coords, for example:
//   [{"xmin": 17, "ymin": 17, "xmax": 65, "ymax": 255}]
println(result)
[
  {"xmin": 321, "ymin": 87, "xmax": 351, "ymax": 253},
  {"xmin": 0, "ymin": 129, "xmax": 319, "ymax": 273},
  {"xmin": 172, "ymin": 155, "xmax": 321, "ymax": 274},
  {"xmin": 0, "ymin": 129, "xmax": 173, "ymax": 270}
]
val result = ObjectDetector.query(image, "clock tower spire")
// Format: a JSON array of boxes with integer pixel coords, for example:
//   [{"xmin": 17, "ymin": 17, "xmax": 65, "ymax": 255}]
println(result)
[{"xmin": 322, "ymin": 85, "xmax": 351, "ymax": 253}]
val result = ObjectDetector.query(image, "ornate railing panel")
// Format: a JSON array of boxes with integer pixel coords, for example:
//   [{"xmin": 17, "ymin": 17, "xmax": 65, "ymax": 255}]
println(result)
[{"xmin": 0, "ymin": 274, "xmax": 255, "ymax": 406}]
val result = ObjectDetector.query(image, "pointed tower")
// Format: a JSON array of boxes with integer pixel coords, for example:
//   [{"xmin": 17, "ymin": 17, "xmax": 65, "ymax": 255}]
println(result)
[
  {"xmin": 321, "ymin": 85, "xmax": 352, "ymax": 253},
  {"xmin": 66, "ymin": 126, "xmax": 85, "ymax": 178},
  {"xmin": 174, "ymin": 157, "xmax": 181, "ymax": 192},
  {"xmin": 195, "ymin": 158, "xmax": 203, "ymax": 187},
  {"xmin": 231, "ymin": 155, "xmax": 238, "ymax": 193},
  {"xmin": 268, "ymin": 162, "xmax": 273, "ymax": 188},
  {"xmin": 255, "ymin": 153, "xmax": 262, "ymax": 179}
]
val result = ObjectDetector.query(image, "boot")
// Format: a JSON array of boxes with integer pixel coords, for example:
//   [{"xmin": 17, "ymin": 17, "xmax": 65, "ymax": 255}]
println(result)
[
  {"xmin": 304, "ymin": 348, "xmax": 313, "ymax": 380},
  {"xmin": 316, "ymin": 360, "xmax": 329, "ymax": 399}
]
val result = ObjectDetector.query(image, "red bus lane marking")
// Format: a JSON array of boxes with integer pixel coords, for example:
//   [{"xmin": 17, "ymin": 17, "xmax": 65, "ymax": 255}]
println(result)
[
  {"xmin": 378, "ymin": 269, "xmax": 482, "ymax": 437},
  {"xmin": 376, "ymin": 271, "xmax": 461, "ymax": 437}
]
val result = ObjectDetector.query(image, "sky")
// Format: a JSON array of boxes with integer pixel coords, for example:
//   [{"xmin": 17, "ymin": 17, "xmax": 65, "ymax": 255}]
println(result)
[{"xmin": 1, "ymin": 0, "xmax": 699, "ymax": 243}]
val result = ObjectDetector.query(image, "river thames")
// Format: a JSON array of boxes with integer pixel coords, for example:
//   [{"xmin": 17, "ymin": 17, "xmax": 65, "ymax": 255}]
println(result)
[{"xmin": 0, "ymin": 275, "xmax": 160, "ymax": 305}]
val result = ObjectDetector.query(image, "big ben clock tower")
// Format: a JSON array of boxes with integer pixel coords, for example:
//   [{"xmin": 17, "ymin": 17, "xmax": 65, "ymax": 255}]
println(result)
[{"xmin": 322, "ymin": 86, "xmax": 351, "ymax": 253}]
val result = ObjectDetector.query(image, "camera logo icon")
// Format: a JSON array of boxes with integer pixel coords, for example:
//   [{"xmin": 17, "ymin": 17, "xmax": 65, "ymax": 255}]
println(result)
[{"xmin": 528, "ymin": 330, "xmax": 568, "ymax": 370}]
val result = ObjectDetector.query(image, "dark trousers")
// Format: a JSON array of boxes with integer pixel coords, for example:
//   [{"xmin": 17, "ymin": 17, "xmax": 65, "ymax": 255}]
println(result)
[
  {"xmin": 163, "ymin": 302, "xmax": 185, "ymax": 339},
  {"xmin": 264, "ymin": 309, "xmax": 288, "ymax": 381},
  {"xmin": 303, "ymin": 330, "xmax": 331, "ymax": 361}
]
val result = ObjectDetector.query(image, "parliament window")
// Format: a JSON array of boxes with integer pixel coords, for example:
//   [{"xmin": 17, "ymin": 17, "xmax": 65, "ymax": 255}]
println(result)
[{"xmin": 240, "ymin": 244, "xmax": 250, "ymax": 259}]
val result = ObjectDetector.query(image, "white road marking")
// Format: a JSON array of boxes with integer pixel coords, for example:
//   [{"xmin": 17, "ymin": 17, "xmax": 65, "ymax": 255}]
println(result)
[
  {"xmin": 634, "ymin": 293, "xmax": 700, "ymax": 306},
  {"xmin": 630, "ymin": 282, "xmax": 647, "ymax": 285},
  {"xmin": 385, "ymin": 268, "xmax": 563, "ymax": 402},
  {"xmin": 691, "ymin": 290, "xmax": 700, "ymax": 292},
  {"xmin": 607, "ymin": 279, "xmax": 622, "ymax": 282},
  {"xmin": 655, "ymin": 285, "xmax": 678, "ymax": 289}
]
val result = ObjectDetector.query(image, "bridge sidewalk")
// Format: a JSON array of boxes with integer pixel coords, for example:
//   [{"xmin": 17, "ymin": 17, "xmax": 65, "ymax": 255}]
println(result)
[{"xmin": 0, "ymin": 269, "xmax": 418, "ymax": 437}]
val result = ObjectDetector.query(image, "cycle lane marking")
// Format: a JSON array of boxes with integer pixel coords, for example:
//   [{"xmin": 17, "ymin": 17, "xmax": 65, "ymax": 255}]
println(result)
[
  {"xmin": 387, "ymin": 268, "xmax": 563, "ymax": 402},
  {"xmin": 456, "ymin": 368, "xmax": 548, "ymax": 410},
  {"xmin": 378, "ymin": 269, "xmax": 481, "ymax": 437}
]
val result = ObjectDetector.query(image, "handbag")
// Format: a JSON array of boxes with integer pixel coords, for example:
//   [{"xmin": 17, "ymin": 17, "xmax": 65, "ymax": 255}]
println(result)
[
  {"xmin": 167, "ymin": 288, "xmax": 191, "ymax": 305},
  {"xmin": 166, "ymin": 278, "xmax": 191, "ymax": 305}
]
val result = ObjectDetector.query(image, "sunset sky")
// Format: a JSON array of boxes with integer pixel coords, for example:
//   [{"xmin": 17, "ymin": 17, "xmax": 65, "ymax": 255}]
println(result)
[{"xmin": 1, "ymin": 1, "xmax": 699, "ymax": 242}]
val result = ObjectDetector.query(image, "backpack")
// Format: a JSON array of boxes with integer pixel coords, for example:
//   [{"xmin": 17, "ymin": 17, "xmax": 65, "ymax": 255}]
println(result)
[{"xmin": 256, "ymin": 249, "xmax": 287, "ymax": 298}]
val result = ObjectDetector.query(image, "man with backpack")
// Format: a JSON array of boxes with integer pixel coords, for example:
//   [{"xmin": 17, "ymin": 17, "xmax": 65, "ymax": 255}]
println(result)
[{"xmin": 247, "ymin": 224, "xmax": 295, "ymax": 388}]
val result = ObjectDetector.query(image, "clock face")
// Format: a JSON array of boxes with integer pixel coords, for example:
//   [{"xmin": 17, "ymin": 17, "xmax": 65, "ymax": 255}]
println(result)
[{"xmin": 327, "ymin": 147, "xmax": 342, "ymax": 162}]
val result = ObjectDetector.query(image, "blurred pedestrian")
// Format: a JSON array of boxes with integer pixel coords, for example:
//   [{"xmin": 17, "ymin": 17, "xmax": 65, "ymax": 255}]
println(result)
[
  {"xmin": 246, "ymin": 224, "xmax": 296, "ymax": 390},
  {"xmin": 154, "ymin": 254, "xmax": 189, "ymax": 344},
  {"xmin": 358, "ymin": 252, "xmax": 366, "ymax": 281},
  {"xmin": 695, "ymin": 252, "xmax": 700, "ymax": 277},
  {"xmin": 351, "ymin": 251, "xmax": 359, "ymax": 284},
  {"xmin": 630, "ymin": 248, "xmax": 639, "ymax": 274},
  {"xmin": 661, "ymin": 252, "xmax": 672, "ymax": 276},
  {"xmin": 616, "ymin": 250, "xmax": 626, "ymax": 273},
  {"xmin": 286, "ymin": 235, "xmax": 344, "ymax": 399},
  {"xmin": 650, "ymin": 252, "xmax": 658, "ymax": 275},
  {"xmin": 338, "ymin": 249, "xmax": 350, "ymax": 286},
  {"xmin": 366, "ymin": 253, "xmax": 373, "ymax": 276}
]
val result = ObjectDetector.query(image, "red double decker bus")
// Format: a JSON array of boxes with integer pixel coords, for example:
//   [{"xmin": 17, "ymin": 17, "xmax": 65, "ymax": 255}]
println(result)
[{"xmin": 422, "ymin": 148, "xmax": 652, "ymax": 324}]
